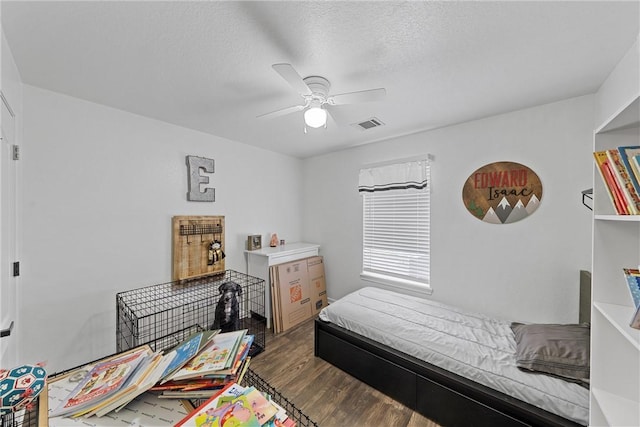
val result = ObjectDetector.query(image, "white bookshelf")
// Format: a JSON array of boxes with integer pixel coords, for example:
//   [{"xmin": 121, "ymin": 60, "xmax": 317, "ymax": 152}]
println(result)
[
  {"xmin": 593, "ymin": 302, "xmax": 640, "ymax": 351},
  {"xmin": 590, "ymin": 95, "xmax": 640, "ymax": 426},
  {"xmin": 591, "ymin": 388, "xmax": 640, "ymax": 427},
  {"xmin": 594, "ymin": 214, "xmax": 640, "ymax": 222}
]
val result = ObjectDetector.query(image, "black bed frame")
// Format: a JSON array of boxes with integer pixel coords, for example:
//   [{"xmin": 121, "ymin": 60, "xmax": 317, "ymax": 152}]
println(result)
[{"xmin": 314, "ymin": 319, "xmax": 584, "ymax": 427}]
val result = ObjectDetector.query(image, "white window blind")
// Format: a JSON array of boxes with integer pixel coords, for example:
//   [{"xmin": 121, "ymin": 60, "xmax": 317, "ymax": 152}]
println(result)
[{"xmin": 360, "ymin": 159, "xmax": 430, "ymax": 286}]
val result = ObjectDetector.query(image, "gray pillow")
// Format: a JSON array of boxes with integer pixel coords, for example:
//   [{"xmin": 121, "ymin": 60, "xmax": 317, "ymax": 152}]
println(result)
[{"xmin": 510, "ymin": 322, "xmax": 590, "ymax": 386}]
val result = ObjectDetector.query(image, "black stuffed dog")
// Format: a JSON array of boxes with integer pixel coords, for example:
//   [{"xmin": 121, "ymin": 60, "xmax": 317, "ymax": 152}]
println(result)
[{"xmin": 212, "ymin": 281, "xmax": 242, "ymax": 332}]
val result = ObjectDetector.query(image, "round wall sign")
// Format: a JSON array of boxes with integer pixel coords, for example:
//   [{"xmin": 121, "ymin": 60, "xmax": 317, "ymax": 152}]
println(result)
[{"xmin": 462, "ymin": 161, "xmax": 543, "ymax": 224}]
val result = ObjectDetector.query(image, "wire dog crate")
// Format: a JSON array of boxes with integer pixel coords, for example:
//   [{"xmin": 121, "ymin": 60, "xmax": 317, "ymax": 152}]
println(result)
[
  {"xmin": 46, "ymin": 363, "xmax": 318, "ymax": 427},
  {"xmin": 193, "ymin": 368, "xmax": 319, "ymax": 427},
  {"xmin": 116, "ymin": 270, "xmax": 265, "ymax": 356},
  {"xmin": 240, "ymin": 369, "xmax": 318, "ymax": 427}
]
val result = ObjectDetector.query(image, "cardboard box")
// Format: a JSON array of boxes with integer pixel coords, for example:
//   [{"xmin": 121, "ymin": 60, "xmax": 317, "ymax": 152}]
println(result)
[
  {"xmin": 307, "ymin": 256, "xmax": 328, "ymax": 316},
  {"xmin": 275, "ymin": 259, "xmax": 312, "ymax": 332},
  {"xmin": 269, "ymin": 265, "xmax": 281, "ymax": 333}
]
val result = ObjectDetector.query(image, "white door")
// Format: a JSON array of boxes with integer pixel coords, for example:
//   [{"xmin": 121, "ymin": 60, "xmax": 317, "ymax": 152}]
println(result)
[{"xmin": 0, "ymin": 92, "xmax": 18, "ymax": 369}]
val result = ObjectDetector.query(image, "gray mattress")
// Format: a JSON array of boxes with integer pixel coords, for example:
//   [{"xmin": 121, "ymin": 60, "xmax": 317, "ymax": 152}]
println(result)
[{"xmin": 318, "ymin": 286, "xmax": 589, "ymax": 425}]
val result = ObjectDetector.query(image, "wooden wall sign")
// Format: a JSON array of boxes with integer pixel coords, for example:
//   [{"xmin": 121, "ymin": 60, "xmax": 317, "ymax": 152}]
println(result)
[
  {"xmin": 462, "ymin": 161, "xmax": 542, "ymax": 224},
  {"xmin": 172, "ymin": 215, "xmax": 225, "ymax": 281}
]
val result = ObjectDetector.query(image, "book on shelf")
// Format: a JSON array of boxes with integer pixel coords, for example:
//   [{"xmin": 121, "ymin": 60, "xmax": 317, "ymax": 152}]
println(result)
[
  {"xmin": 631, "ymin": 155, "xmax": 640, "ymax": 188},
  {"xmin": 593, "ymin": 148, "xmax": 640, "ymax": 215},
  {"xmin": 175, "ymin": 381, "xmax": 292, "ymax": 427},
  {"xmin": 617, "ymin": 146, "xmax": 640, "ymax": 197},
  {"xmin": 623, "ymin": 268, "xmax": 640, "ymax": 330},
  {"xmin": 607, "ymin": 149, "xmax": 640, "ymax": 214},
  {"xmin": 630, "ymin": 306, "xmax": 640, "ymax": 330},
  {"xmin": 593, "ymin": 151, "xmax": 628, "ymax": 214},
  {"xmin": 49, "ymin": 345, "xmax": 153, "ymax": 418}
]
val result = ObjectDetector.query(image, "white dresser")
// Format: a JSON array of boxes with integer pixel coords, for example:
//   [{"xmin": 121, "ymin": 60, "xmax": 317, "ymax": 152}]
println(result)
[{"xmin": 245, "ymin": 242, "xmax": 320, "ymax": 329}]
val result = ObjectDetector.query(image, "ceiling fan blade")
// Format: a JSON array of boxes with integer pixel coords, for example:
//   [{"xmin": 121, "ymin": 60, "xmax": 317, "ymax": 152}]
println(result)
[
  {"xmin": 256, "ymin": 104, "xmax": 305, "ymax": 120},
  {"xmin": 272, "ymin": 63, "xmax": 313, "ymax": 96},
  {"xmin": 329, "ymin": 88, "xmax": 386, "ymax": 105},
  {"xmin": 325, "ymin": 105, "xmax": 348, "ymax": 127}
]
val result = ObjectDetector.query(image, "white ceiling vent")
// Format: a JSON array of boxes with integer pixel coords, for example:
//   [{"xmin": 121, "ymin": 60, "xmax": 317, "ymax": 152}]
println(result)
[{"xmin": 353, "ymin": 117, "xmax": 385, "ymax": 130}]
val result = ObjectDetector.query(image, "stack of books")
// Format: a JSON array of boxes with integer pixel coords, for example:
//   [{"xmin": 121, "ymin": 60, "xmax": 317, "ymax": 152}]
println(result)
[
  {"xmin": 49, "ymin": 344, "xmax": 168, "ymax": 419},
  {"xmin": 593, "ymin": 146, "xmax": 640, "ymax": 214},
  {"xmin": 623, "ymin": 268, "xmax": 640, "ymax": 329},
  {"xmin": 175, "ymin": 381, "xmax": 297, "ymax": 427},
  {"xmin": 152, "ymin": 329, "xmax": 254, "ymax": 399},
  {"xmin": 48, "ymin": 329, "xmax": 253, "ymax": 420}
]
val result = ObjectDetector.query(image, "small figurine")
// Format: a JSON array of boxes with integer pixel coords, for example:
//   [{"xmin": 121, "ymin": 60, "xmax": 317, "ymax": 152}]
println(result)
[
  {"xmin": 208, "ymin": 241, "xmax": 215, "ymax": 265},
  {"xmin": 208, "ymin": 240, "xmax": 225, "ymax": 265},
  {"xmin": 270, "ymin": 233, "xmax": 278, "ymax": 247}
]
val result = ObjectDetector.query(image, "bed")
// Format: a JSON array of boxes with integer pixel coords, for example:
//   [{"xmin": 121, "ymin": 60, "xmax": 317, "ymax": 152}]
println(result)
[{"xmin": 314, "ymin": 285, "xmax": 590, "ymax": 427}]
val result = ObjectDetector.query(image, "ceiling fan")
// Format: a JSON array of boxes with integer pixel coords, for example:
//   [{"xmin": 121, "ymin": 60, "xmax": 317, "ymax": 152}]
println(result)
[{"xmin": 257, "ymin": 63, "xmax": 386, "ymax": 131}]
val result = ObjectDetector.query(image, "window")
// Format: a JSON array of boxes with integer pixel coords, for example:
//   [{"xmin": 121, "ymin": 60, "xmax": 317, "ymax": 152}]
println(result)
[{"xmin": 359, "ymin": 159, "xmax": 430, "ymax": 293}]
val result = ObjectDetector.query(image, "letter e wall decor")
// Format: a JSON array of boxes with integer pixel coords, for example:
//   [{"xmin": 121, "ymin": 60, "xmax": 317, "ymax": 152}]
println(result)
[{"xmin": 186, "ymin": 155, "xmax": 215, "ymax": 202}]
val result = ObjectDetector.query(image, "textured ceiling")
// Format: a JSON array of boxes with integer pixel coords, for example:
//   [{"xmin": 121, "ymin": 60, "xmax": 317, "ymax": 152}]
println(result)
[{"xmin": 2, "ymin": 1, "xmax": 639, "ymax": 158}]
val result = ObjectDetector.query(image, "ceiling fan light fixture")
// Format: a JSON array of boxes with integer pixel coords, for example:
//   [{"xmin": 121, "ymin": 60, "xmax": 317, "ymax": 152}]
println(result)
[
  {"xmin": 304, "ymin": 106, "xmax": 327, "ymax": 128},
  {"xmin": 259, "ymin": 64, "xmax": 386, "ymax": 132}
]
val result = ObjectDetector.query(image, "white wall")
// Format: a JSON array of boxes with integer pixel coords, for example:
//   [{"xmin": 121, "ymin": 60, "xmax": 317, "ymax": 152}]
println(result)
[
  {"xmin": 1, "ymin": 32, "xmax": 22, "ymax": 119},
  {"xmin": 302, "ymin": 95, "xmax": 594, "ymax": 324},
  {"xmin": 19, "ymin": 86, "xmax": 304, "ymax": 373},
  {"xmin": 1, "ymin": 27, "xmax": 24, "ymax": 369},
  {"xmin": 594, "ymin": 35, "xmax": 639, "ymax": 129}
]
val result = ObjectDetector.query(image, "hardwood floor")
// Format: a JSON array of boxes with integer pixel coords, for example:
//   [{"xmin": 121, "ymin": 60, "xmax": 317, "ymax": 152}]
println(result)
[{"xmin": 248, "ymin": 318, "xmax": 441, "ymax": 427}]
